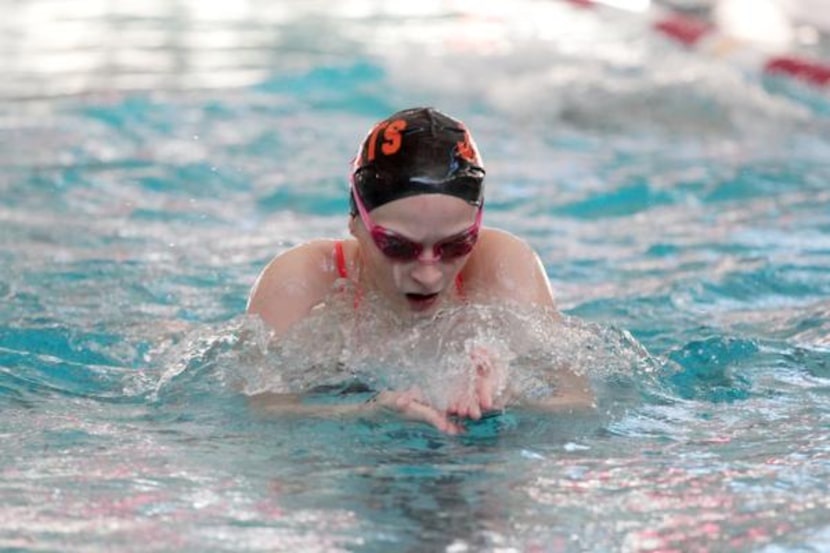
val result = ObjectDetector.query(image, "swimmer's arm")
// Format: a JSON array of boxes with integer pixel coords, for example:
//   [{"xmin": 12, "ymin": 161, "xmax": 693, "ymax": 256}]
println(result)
[
  {"xmin": 248, "ymin": 390, "xmax": 464, "ymax": 434},
  {"xmin": 246, "ymin": 240, "xmax": 335, "ymax": 335},
  {"xmin": 248, "ymin": 392, "xmax": 367, "ymax": 415},
  {"xmin": 524, "ymin": 368, "xmax": 596, "ymax": 412}
]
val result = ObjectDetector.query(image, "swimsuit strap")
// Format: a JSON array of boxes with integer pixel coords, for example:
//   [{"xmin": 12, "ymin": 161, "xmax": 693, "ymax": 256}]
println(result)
[
  {"xmin": 455, "ymin": 273, "xmax": 465, "ymax": 298},
  {"xmin": 334, "ymin": 241, "xmax": 362, "ymax": 308},
  {"xmin": 334, "ymin": 240, "xmax": 348, "ymax": 278}
]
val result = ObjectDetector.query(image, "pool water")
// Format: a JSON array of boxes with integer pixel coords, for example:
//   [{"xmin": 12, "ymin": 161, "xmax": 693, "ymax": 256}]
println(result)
[{"xmin": 2, "ymin": 1, "xmax": 830, "ymax": 551}]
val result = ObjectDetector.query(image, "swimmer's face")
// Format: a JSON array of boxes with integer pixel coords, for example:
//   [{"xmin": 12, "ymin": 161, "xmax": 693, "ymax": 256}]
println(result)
[{"xmin": 350, "ymin": 194, "xmax": 479, "ymax": 314}]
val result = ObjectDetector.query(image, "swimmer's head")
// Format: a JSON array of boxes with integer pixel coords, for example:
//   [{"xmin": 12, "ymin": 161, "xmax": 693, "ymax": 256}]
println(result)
[{"xmin": 349, "ymin": 107, "xmax": 485, "ymax": 215}]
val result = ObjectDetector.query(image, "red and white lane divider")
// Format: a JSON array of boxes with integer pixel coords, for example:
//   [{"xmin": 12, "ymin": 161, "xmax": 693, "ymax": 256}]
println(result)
[{"xmin": 563, "ymin": 0, "xmax": 830, "ymax": 88}]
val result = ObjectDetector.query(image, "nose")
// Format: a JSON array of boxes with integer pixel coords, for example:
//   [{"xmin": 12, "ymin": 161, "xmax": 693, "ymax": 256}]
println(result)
[{"xmin": 409, "ymin": 252, "xmax": 443, "ymax": 290}]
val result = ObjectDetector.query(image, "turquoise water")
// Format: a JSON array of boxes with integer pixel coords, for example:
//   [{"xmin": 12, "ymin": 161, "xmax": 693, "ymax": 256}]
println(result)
[{"xmin": 2, "ymin": 1, "xmax": 830, "ymax": 551}]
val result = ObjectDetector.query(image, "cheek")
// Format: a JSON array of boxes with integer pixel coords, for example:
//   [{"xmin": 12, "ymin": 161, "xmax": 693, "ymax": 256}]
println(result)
[
  {"xmin": 364, "ymin": 250, "xmax": 401, "ymax": 289},
  {"xmin": 390, "ymin": 264, "xmax": 410, "ymax": 288}
]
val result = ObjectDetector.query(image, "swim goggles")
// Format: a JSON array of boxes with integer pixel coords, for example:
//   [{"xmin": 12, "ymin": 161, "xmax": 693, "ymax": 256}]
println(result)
[{"xmin": 351, "ymin": 184, "xmax": 483, "ymax": 262}]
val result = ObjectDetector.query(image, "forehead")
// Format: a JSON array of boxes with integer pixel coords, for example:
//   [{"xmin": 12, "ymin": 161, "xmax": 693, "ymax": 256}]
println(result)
[{"xmin": 369, "ymin": 194, "xmax": 478, "ymax": 237}]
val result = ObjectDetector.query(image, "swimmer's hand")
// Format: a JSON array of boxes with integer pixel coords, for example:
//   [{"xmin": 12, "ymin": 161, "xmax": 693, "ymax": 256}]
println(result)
[
  {"xmin": 446, "ymin": 347, "xmax": 508, "ymax": 421},
  {"xmin": 373, "ymin": 389, "xmax": 465, "ymax": 435}
]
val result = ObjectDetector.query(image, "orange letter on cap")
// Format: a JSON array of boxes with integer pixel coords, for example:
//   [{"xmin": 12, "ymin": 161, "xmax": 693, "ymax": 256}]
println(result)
[
  {"xmin": 456, "ymin": 131, "xmax": 477, "ymax": 163},
  {"xmin": 381, "ymin": 119, "xmax": 407, "ymax": 156},
  {"xmin": 366, "ymin": 121, "xmax": 389, "ymax": 162}
]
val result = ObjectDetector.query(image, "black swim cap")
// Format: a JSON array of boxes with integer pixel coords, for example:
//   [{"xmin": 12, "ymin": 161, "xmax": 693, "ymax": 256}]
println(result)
[{"xmin": 349, "ymin": 107, "xmax": 485, "ymax": 214}]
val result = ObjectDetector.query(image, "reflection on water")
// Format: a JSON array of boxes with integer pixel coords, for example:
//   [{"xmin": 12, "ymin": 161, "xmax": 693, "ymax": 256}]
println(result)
[
  {"xmin": 1, "ymin": 0, "xmax": 582, "ymax": 100},
  {"xmin": 5, "ymin": 0, "xmax": 828, "ymax": 101},
  {"xmin": 2, "ymin": 0, "xmax": 351, "ymax": 99}
]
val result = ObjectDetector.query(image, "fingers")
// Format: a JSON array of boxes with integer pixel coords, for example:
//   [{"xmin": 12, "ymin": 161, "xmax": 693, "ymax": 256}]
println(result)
[
  {"xmin": 405, "ymin": 401, "xmax": 464, "ymax": 435},
  {"xmin": 376, "ymin": 389, "xmax": 465, "ymax": 435},
  {"xmin": 445, "ymin": 360, "xmax": 497, "ymax": 421},
  {"xmin": 446, "ymin": 390, "xmax": 482, "ymax": 421},
  {"xmin": 473, "ymin": 350, "xmax": 509, "ymax": 413},
  {"xmin": 472, "ymin": 368, "xmax": 488, "ymax": 418},
  {"xmin": 475, "ymin": 363, "xmax": 494, "ymax": 412},
  {"xmin": 466, "ymin": 399, "xmax": 482, "ymax": 420},
  {"xmin": 374, "ymin": 367, "xmax": 508, "ymax": 434}
]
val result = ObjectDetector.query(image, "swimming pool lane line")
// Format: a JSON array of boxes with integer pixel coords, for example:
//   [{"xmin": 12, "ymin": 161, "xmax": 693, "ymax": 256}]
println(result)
[{"xmin": 561, "ymin": 0, "xmax": 830, "ymax": 89}]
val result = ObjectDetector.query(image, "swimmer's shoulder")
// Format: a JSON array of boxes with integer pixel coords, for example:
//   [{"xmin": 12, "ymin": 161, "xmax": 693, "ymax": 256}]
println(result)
[
  {"xmin": 247, "ymin": 239, "xmax": 356, "ymax": 333},
  {"xmin": 469, "ymin": 227, "xmax": 537, "ymax": 266},
  {"xmin": 476, "ymin": 227, "xmax": 529, "ymax": 250},
  {"xmin": 464, "ymin": 227, "xmax": 557, "ymax": 308}
]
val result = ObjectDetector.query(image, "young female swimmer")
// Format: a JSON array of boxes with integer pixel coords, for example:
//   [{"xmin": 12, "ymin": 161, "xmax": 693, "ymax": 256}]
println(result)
[{"xmin": 247, "ymin": 107, "xmax": 593, "ymax": 433}]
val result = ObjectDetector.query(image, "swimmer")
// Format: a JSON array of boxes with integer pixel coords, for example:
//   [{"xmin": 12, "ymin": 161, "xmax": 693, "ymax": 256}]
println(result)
[{"xmin": 247, "ymin": 107, "xmax": 593, "ymax": 433}]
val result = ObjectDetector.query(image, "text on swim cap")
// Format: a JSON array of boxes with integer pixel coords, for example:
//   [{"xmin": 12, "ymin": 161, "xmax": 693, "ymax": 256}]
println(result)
[
  {"xmin": 366, "ymin": 119, "xmax": 407, "ymax": 162},
  {"xmin": 456, "ymin": 130, "xmax": 478, "ymax": 164}
]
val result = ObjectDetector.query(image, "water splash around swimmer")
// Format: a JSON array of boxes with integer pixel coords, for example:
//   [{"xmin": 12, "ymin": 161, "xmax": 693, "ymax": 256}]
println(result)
[{"xmin": 156, "ymin": 285, "xmax": 662, "ymax": 416}]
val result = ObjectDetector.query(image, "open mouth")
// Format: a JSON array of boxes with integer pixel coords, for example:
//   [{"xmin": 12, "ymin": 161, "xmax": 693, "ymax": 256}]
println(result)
[{"xmin": 405, "ymin": 293, "xmax": 439, "ymax": 311}]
